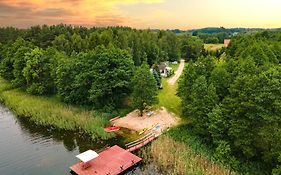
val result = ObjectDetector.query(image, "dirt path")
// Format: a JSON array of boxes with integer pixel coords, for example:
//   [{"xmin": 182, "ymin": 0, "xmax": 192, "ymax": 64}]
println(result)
[{"xmin": 168, "ymin": 59, "xmax": 185, "ymax": 85}]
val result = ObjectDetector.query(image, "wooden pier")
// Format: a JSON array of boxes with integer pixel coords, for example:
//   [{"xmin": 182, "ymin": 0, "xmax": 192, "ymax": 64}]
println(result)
[
  {"xmin": 70, "ymin": 131, "xmax": 160, "ymax": 175},
  {"xmin": 125, "ymin": 132, "xmax": 158, "ymax": 152},
  {"xmin": 70, "ymin": 145, "xmax": 142, "ymax": 175}
]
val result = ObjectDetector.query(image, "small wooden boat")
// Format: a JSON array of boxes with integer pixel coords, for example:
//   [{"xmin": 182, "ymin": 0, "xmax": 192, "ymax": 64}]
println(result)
[{"xmin": 104, "ymin": 126, "xmax": 120, "ymax": 132}]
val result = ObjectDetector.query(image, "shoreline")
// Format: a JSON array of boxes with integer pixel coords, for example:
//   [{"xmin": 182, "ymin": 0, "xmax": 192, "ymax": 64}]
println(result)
[{"xmin": 0, "ymin": 78, "xmax": 114, "ymax": 140}]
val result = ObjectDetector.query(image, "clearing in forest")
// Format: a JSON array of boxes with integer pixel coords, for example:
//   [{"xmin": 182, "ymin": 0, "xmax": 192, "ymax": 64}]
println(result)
[
  {"xmin": 204, "ymin": 43, "xmax": 225, "ymax": 51},
  {"xmin": 113, "ymin": 61, "xmax": 184, "ymax": 134},
  {"xmin": 112, "ymin": 107, "xmax": 180, "ymax": 133}
]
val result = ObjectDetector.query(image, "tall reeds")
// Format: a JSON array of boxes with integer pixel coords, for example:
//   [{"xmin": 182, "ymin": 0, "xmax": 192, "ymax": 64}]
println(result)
[
  {"xmin": 141, "ymin": 136, "xmax": 236, "ymax": 175},
  {"xmin": 0, "ymin": 78, "xmax": 113, "ymax": 140}
]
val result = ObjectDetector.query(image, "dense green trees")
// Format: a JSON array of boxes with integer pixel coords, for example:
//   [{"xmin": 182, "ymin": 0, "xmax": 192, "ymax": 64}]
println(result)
[
  {"xmin": 179, "ymin": 31, "xmax": 281, "ymax": 174},
  {"xmin": 54, "ymin": 47, "xmax": 134, "ymax": 108},
  {"xmin": 179, "ymin": 34, "xmax": 204, "ymax": 60},
  {"xmin": 0, "ymin": 25, "xmax": 199, "ymax": 65},
  {"xmin": 132, "ymin": 64, "xmax": 158, "ymax": 116},
  {"xmin": 1, "ymin": 25, "xmax": 201, "ymax": 110},
  {"xmin": 23, "ymin": 47, "xmax": 51, "ymax": 94},
  {"xmin": 88, "ymin": 47, "xmax": 134, "ymax": 109},
  {"xmin": 196, "ymin": 32, "xmax": 231, "ymax": 44},
  {"xmin": 12, "ymin": 40, "xmax": 35, "ymax": 87}
]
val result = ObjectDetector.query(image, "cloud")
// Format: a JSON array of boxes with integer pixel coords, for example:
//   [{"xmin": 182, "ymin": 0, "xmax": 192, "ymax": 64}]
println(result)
[
  {"xmin": 0, "ymin": 0, "xmax": 165, "ymax": 28},
  {"xmin": 34, "ymin": 8, "xmax": 73, "ymax": 17},
  {"xmin": 0, "ymin": 2, "xmax": 32, "ymax": 14}
]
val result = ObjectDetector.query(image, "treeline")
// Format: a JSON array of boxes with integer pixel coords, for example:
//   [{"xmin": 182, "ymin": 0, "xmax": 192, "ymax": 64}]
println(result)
[
  {"xmin": 189, "ymin": 27, "xmax": 249, "ymax": 34},
  {"xmin": 190, "ymin": 27, "xmax": 242, "ymax": 44},
  {"xmin": 0, "ymin": 24, "xmax": 204, "ymax": 63},
  {"xmin": 179, "ymin": 31, "xmax": 281, "ymax": 174},
  {"xmin": 195, "ymin": 32, "xmax": 232, "ymax": 44},
  {"xmin": 0, "ymin": 24, "xmax": 203, "ymax": 109}
]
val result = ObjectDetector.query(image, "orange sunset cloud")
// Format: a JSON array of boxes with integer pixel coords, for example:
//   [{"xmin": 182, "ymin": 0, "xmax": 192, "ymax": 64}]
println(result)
[{"xmin": 0, "ymin": 0, "xmax": 280, "ymax": 29}]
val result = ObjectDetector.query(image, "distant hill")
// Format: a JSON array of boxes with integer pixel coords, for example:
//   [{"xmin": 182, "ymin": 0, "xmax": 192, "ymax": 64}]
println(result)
[
  {"xmin": 158, "ymin": 27, "xmax": 281, "ymax": 35},
  {"xmin": 188, "ymin": 27, "xmax": 251, "ymax": 34}
]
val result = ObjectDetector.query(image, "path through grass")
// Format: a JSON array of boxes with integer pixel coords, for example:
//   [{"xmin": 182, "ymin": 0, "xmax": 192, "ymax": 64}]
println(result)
[{"xmin": 157, "ymin": 62, "xmax": 181, "ymax": 115}]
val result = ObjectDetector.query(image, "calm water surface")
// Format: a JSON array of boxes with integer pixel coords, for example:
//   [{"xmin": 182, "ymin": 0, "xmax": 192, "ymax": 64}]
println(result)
[
  {"xmin": 0, "ymin": 104, "xmax": 162, "ymax": 175},
  {"xmin": 0, "ymin": 104, "xmax": 125, "ymax": 174}
]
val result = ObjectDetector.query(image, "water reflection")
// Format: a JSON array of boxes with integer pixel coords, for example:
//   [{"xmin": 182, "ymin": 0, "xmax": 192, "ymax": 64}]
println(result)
[
  {"xmin": 0, "ymin": 104, "xmax": 124, "ymax": 175},
  {"xmin": 15, "ymin": 114, "xmax": 125, "ymax": 153},
  {"xmin": 0, "ymin": 104, "xmax": 161, "ymax": 175}
]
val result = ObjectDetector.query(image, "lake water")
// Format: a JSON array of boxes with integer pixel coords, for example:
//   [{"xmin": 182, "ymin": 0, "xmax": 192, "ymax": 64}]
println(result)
[{"xmin": 0, "ymin": 104, "xmax": 161, "ymax": 175}]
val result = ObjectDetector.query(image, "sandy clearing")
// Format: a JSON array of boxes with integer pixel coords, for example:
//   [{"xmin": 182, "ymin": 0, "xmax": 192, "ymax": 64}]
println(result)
[
  {"xmin": 168, "ymin": 59, "xmax": 185, "ymax": 85},
  {"xmin": 112, "ymin": 107, "xmax": 180, "ymax": 133}
]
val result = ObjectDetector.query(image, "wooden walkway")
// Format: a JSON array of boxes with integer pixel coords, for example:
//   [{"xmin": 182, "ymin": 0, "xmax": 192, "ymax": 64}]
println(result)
[{"xmin": 125, "ymin": 132, "xmax": 158, "ymax": 152}]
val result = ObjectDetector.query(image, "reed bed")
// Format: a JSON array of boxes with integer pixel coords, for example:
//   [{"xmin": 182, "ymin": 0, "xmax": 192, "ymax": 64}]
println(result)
[
  {"xmin": 0, "ymin": 78, "xmax": 113, "ymax": 140},
  {"xmin": 141, "ymin": 136, "xmax": 236, "ymax": 175}
]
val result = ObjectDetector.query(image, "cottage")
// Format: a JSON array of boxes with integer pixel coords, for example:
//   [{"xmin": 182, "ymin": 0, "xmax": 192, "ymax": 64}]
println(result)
[{"xmin": 158, "ymin": 62, "xmax": 173, "ymax": 78}]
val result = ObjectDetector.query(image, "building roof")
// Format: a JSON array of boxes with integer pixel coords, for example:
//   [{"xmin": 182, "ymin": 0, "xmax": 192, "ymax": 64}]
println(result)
[
  {"xmin": 76, "ymin": 150, "xmax": 99, "ymax": 163},
  {"xmin": 224, "ymin": 39, "xmax": 231, "ymax": 46}
]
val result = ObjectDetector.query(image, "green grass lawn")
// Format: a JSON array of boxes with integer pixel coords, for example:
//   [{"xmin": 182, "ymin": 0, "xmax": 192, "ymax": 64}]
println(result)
[
  {"xmin": 204, "ymin": 43, "xmax": 225, "ymax": 51},
  {"xmin": 168, "ymin": 62, "xmax": 180, "ymax": 70},
  {"xmin": 157, "ymin": 63, "xmax": 182, "ymax": 116}
]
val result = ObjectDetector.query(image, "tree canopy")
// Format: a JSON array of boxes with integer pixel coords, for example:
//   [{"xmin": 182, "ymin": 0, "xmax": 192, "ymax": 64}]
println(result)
[
  {"xmin": 179, "ymin": 31, "xmax": 281, "ymax": 174},
  {"xmin": 132, "ymin": 64, "xmax": 158, "ymax": 116}
]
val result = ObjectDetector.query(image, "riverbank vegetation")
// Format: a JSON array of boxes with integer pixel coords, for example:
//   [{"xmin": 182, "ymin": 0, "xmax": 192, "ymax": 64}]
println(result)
[
  {"xmin": 0, "ymin": 78, "xmax": 113, "ymax": 139},
  {"xmin": 141, "ymin": 135, "xmax": 235, "ymax": 175},
  {"xmin": 179, "ymin": 31, "xmax": 281, "ymax": 174}
]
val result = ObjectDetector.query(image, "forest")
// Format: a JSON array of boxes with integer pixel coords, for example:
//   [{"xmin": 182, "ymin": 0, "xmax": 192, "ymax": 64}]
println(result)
[
  {"xmin": 0, "ymin": 24, "xmax": 203, "ymax": 110},
  {"xmin": 178, "ymin": 31, "xmax": 281, "ymax": 174},
  {"xmin": 1, "ymin": 25, "xmax": 281, "ymax": 174}
]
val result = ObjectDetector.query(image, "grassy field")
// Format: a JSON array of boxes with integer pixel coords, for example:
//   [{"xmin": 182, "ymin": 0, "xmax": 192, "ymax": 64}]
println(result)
[
  {"xmin": 168, "ymin": 62, "xmax": 180, "ymax": 70},
  {"xmin": 157, "ymin": 79, "xmax": 181, "ymax": 115},
  {"xmin": 0, "ymin": 78, "xmax": 114, "ymax": 140},
  {"xmin": 204, "ymin": 44, "xmax": 225, "ymax": 51},
  {"xmin": 157, "ymin": 62, "xmax": 181, "ymax": 115}
]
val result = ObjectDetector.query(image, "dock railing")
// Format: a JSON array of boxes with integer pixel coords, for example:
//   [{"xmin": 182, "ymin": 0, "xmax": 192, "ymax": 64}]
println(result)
[{"xmin": 125, "ymin": 132, "xmax": 157, "ymax": 151}]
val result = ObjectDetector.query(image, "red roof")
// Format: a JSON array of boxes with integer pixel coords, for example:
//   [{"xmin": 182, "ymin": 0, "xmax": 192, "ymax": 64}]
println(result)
[
  {"xmin": 224, "ymin": 39, "xmax": 231, "ymax": 46},
  {"xmin": 70, "ymin": 145, "xmax": 142, "ymax": 175}
]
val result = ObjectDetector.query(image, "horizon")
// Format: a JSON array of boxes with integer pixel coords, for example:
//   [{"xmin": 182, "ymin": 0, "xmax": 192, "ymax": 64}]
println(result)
[
  {"xmin": 0, "ymin": 0, "xmax": 281, "ymax": 30},
  {"xmin": 1, "ymin": 24, "xmax": 281, "ymax": 31}
]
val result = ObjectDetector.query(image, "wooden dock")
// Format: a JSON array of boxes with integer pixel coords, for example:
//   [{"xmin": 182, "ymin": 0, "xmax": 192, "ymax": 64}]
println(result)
[
  {"xmin": 125, "ymin": 132, "xmax": 158, "ymax": 152},
  {"xmin": 70, "ymin": 130, "xmax": 160, "ymax": 175},
  {"xmin": 70, "ymin": 145, "xmax": 142, "ymax": 175}
]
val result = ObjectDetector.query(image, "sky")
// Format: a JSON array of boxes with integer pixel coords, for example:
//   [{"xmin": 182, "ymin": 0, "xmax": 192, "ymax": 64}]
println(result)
[{"xmin": 0, "ymin": 0, "xmax": 280, "ymax": 29}]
